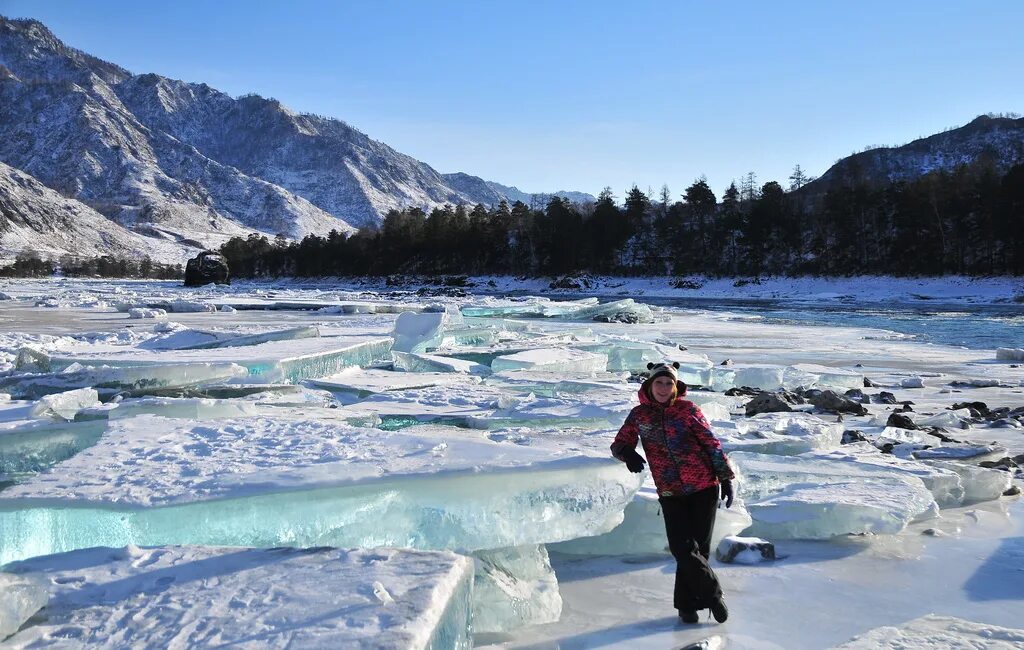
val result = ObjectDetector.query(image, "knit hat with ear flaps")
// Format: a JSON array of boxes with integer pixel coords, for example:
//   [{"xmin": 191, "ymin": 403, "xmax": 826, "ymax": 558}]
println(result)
[{"xmin": 647, "ymin": 361, "xmax": 680, "ymax": 382}]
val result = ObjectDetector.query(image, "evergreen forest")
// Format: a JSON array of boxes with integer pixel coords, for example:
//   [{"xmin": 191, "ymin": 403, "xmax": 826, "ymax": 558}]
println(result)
[{"xmin": 220, "ymin": 160, "xmax": 1024, "ymax": 279}]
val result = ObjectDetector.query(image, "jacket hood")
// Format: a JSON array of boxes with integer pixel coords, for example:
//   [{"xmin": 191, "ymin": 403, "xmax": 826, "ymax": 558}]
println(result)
[{"xmin": 637, "ymin": 378, "xmax": 688, "ymax": 406}]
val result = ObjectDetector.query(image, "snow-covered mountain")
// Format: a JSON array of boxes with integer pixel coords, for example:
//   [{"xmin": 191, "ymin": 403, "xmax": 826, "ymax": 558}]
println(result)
[
  {"xmin": 441, "ymin": 175, "xmax": 596, "ymax": 207},
  {"xmin": 801, "ymin": 115, "xmax": 1024, "ymax": 194},
  {"xmin": 0, "ymin": 161, "xmax": 196, "ymax": 262},
  {"xmin": 479, "ymin": 179, "xmax": 596, "ymax": 207},
  {"xmin": 0, "ymin": 16, "xmax": 591, "ymax": 261}
]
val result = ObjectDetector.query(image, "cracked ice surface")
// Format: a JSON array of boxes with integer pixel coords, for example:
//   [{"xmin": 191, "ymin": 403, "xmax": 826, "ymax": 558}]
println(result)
[
  {"xmin": 1, "ymin": 546, "xmax": 473, "ymax": 649},
  {"xmin": 0, "ymin": 416, "xmax": 641, "ymax": 563}
]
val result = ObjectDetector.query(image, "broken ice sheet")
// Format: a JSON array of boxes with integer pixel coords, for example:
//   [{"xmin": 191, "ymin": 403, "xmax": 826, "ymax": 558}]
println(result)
[
  {"xmin": 391, "ymin": 310, "xmax": 455, "ymax": 353},
  {"xmin": 1, "ymin": 546, "xmax": 473, "ymax": 649},
  {"xmin": 309, "ymin": 367, "xmax": 482, "ymax": 399},
  {"xmin": 0, "ymin": 416, "xmax": 641, "ymax": 562},
  {"xmin": 39, "ymin": 336, "xmax": 394, "ymax": 383},
  {"xmin": 0, "ymin": 419, "xmax": 106, "ymax": 476},
  {"xmin": 810, "ymin": 443, "xmax": 967, "ymax": 508},
  {"xmin": 746, "ymin": 477, "xmax": 937, "ymax": 539},
  {"xmin": 920, "ymin": 459, "xmax": 1012, "ymax": 503},
  {"xmin": 392, "ymin": 350, "xmax": 492, "ymax": 376},
  {"xmin": 729, "ymin": 451, "xmax": 939, "ymax": 539},
  {"xmin": 720, "ymin": 412, "xmax": 843, "ymax": 455},
  {"xmin": 491, "ymin": 348, "xmax": 609, "ymax": 374},
  {"xmin": 0, "ymin": 361, "xmax": 250, "ymax": 400},
  {"xmin": 472, "ymin": 544, "xmax": 562, "ymax": 634},
  {"xmin": 0, "ymin": 572, "xmax": 48, "ymax": 641},
  {"xmin": 483, "ymin": 369, "xmax": 632, "ymax": 397}
]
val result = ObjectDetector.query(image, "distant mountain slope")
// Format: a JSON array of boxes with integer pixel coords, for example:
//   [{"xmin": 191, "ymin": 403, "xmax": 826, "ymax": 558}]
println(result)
[
  {"xmin": 0, "ymin": 161, "xmax": 195, "ymax": 263},
  {"xmin": 800, "ymin": 115, "xmax": 1024, "ymax": 195},
  {"xmin": 0, "ymin": 16, "xmax": 593, "ymax": 263},
  {"xmin": 481, "ymin": 180, "xmax": 596, "ymax": 206}
]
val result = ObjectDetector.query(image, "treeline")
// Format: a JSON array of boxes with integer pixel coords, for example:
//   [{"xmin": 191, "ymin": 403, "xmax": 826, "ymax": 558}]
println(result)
[
  {"xmin": 219, "ymin": 159, "xmax": 1022, "ymax": 278},
  {"xmin": 0, "ymin": 250, "xmax": 183, "ymax": 279}
]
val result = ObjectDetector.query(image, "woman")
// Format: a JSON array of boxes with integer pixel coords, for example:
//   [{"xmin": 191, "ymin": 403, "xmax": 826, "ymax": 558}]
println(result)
[{"xmin": 611, "ymin": 361, "xmax": 736, "ymax": 624}]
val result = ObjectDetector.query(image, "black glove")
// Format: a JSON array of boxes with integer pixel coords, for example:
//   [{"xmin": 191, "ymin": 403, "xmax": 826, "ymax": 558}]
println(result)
[
  {"xmin": 623, "ymin": 449, "xmax": 646, "ymax": 473},
  {"xmin": 720, "ymin": 480, "xmax": 734, "ymax": 508}
]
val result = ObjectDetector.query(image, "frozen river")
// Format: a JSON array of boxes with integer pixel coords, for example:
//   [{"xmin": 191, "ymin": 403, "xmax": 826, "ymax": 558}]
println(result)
[{"xmin": 0, "ymin": 278, "xmax": 1022, "ymax": 648}]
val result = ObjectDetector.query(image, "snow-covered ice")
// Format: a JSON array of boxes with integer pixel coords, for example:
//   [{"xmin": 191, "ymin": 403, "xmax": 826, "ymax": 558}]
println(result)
[
  {"xmin": 1, "ymin": 545, "xmax": 473, "ymax": 648},
  {"xmin": 0, "ymin": 416, "xmax": 642, "ymax": 562},
  {"xmin": 0, "ymin": 277, "xmax": 1021, "ymax": 648}
]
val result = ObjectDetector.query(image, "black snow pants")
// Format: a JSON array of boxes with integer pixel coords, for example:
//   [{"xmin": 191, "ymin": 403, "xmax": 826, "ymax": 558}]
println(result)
[{"xmin": 660, "ymin": 485, "xmax": 723, "ymax": 612}]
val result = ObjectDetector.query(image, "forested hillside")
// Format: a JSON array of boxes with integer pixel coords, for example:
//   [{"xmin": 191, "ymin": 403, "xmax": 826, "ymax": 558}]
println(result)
[{"xmin": 220, "ymin": 158, "xmax": 1024, "ymax": 279}]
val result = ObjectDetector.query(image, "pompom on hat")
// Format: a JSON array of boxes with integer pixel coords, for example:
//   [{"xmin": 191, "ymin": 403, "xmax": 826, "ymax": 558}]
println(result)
[{"xmin": 647, "ymin": 361, "xmax": 680, "ymax": 382}]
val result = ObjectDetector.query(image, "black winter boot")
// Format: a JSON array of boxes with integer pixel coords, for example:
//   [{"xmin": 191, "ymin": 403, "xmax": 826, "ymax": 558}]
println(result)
[
  {"xmin": 710, "ymin": 597, "xmax": 729, "ymax": 623},
  {"xmin": 679, "ymin": 609, "xmax": 699, "ymax": 624}
]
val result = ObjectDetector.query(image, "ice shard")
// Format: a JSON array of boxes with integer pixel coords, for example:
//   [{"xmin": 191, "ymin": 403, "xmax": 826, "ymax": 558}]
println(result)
[
  {"xmin": 920, "ymin": 459, "xmax": 1012, "ymax": 503},
  {"xmin": 810, "ymin": 444, "xmax": 966, "ymax": 508},
  {"xmin": 310, "ymin": 368, "xmax": 482, "ymax": 398},
  {"xmin": 27, "ymin": 388, "xmax": 99, "ymax": 420},
  {"xmin": 392, "ymin": 351, "xmax": 492, "ymax": 376},
  {"xmin": 176, "ymin": 325, "xmax": 321, "ymax": 350},
  {"xmin": 0, "ymin": 572, "xmax": 48, "ymax": 641},
  {"xmin": 392, "ymin": 308, "xmax": 461, "ymax": 353},
  {"xmin": 0, "ymin": 419, "xmax": 106, "ymax": 476},
  {"xmin": 746, "ymin": 477, "xmax": 936, "ymax": 539},
  {"xmin": 730, "ymin": 451, "xmax": 939, "ymax": 539},
  {"xmin": 576, "ymin": 340, "xmax": 686, "ymax": 373},
  {"xmin": 782, "ymin": 364, "xmax": 863, "ymax": 391},
  {"xmin": 720, "ymin": 413, "xmax": 843, "ymax": 456},
  {"xmin": 491, "ymin": 348, "xmax": 608, "ymax": 374},
  {"xmin": 0, "ymin": 416, "xmax": 642, "ymax": 563},
  {"xmin": 484, "ymin": 369, "xmax": 632, "ymax": 397},
  {"xmin": 40, "ymin": 337, "xmax": 394, "ymax": 384},
  {"xmin": 0, "ymin": 362, "xmax": 249, "ymax": 400},
  {"xmin": 472, "ymin": 545, "xmax": 562, "ymax": 634},
  {"xmin": 1, "ymin": 546, "xmax": 474, "ymax": 649}
]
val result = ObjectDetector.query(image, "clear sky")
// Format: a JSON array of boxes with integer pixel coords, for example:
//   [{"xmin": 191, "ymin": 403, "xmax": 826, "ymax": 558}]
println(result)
[{"xmin": 2, "ymin": 0, "xmax": 1022, "ymax": 199}]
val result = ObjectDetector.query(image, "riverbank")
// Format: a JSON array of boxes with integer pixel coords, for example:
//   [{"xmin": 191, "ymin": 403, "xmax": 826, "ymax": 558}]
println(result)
[{"xmin": 3, "ymin": 275, "xmax": 1023, "ymax": 306}]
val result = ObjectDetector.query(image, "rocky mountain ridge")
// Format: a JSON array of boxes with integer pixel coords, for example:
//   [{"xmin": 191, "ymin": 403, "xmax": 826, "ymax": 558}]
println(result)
[
  {"xmin": 0, "ymin": 16, "xmax": 592, "ymax": 262},
  {"xmin": 800, "ymin": 115, "xmax": 1024, "ymax": 195}
]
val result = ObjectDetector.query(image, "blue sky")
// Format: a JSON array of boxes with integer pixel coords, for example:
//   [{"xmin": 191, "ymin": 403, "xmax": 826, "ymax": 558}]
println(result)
[{"xmin": 2, "ymin": 0, "xmax": 1022, "ymax": 199}]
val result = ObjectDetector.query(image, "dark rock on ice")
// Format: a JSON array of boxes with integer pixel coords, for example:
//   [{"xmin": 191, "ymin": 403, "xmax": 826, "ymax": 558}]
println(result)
[
  {"xmin": 844, "ymin": 388, "xmax": 871, "ymax": 403},
  {"xmin": 725, "ymin": 386, "xmax": 760, "ymax": 397},
  {"xmin": 715, "ymin": 535, "xmax": 776, "ymax": 564},
  {"xmin": 923, "ymin": 427, "xmax": 961, "ymax": 444},
  {"xmin": 886, "ymin": 412, "xmax": 919, "ymax": 429},
  {"xmin": 873, "ymin": 391, "xmax": 898, "ymax": 405},
  {"xmin": 808, "ymin": 390, "xmax": 868, "ymax": 415},
  {"xmin": 1004, "ymin": 485, "xmax": 1022, "ymax": 497},
  {"xmin": 548, "ymin": 274, "xmax": 591, "ymax": 290},
  {"xmin": 184, "ymin": 251, "xmax": 230, "ymax": 287},
  {"xmin": 951, "ymin": 401, "xmax": 989, "ymax": 418},
  {"xmin": 842, "ymin": 430, "xmax": 869, "ymax": 444},
  {"xmin": 745, "ymin": 392, "xmax": 795, "ymax": 416},
  {"xmin": 594, "ymin": 311, "xmax": 642, "ymax": 324},
  {"xmin": 991, "ymin": 418, "xmax": 1022, "ymax": 428}
]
